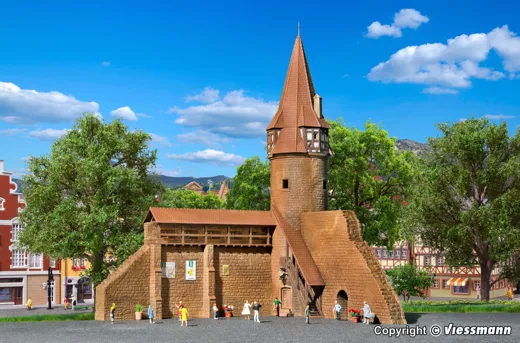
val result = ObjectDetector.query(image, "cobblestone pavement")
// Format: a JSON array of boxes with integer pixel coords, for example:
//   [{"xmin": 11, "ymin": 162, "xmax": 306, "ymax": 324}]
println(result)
[{"xmin": 1, "ymin": 313, "xmax": 519, "ymax": 343}]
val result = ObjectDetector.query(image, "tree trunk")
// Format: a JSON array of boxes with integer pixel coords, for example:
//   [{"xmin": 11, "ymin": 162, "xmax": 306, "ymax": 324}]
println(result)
[
  {"xmin": 480, "ymin": 259, "xmax": 492, "ymax": 302},
  {"xmin": 89, "ymin": 251, "xmax": 106, "ymax": 312}
]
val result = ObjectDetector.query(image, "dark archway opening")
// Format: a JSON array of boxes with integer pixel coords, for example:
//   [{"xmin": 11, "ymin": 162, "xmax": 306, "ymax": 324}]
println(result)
[{"xmin": 336, "ymin": 290, "xmax": 348, "ymax": 320}]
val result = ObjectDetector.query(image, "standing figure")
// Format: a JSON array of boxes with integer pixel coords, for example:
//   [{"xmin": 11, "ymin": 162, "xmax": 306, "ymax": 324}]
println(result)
[
  {"xmin": 333, "ymin": 301, "xmax": 341, "ymax": 320},
  {"xmin": 212, "ymin": 303, "xmax": 219, "ymax": 320},
  {"xmin": 175, "ymin": 301, "xmax": 184, "ymax": 321},
  {"xmin": 305, "ymin": 303, "xmax": 310, "ymax": 324},
  {"xmin": 180, "ymin": 307, "xmax": 189, "ymax": 327},
  {"xmin": 507, "ymin": 286, "xmax": 514, "ymax": 301},
  {"xmin": 26, "ymin": 297, "xmax": 33, "ymax": 310},
  {"xmin": 362, "ymin": 301, "xmax": 375, "ymax": 325},
  {"xmin": 148, "ymin": 304, "xmax": 155, "ymax": 324},
  {"xmin": 252, "ymin": 301, "xmax": 262, "ymax": 323},
  {"xmin": 110, "ymin": 303, "xmax": 116, "ymax": 324},
  {"xmin": 64, "ymin": 297, "xmax": 70, "ymax": 310},
  {"xmin": 273, "ymin": 297, "xmax": 282, "ymax": 317},
  {"xmin": 476, "ymin": 285, "xmax": 480, "ymax": 300},
  {"xmin": 241, "ymin": 300, "xmax": 251, "ymax": 320}
]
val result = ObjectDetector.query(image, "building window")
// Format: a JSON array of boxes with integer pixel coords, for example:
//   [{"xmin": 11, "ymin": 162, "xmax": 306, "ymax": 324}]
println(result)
[
  {"xmin": 382, "ymin": 250, "xmax": 388, "ymax": 258},
  {"xmin": 401, "ymin": 249, "xmax": 407, "ymax": 259},
  {"xmin": 395, "ymin": 250, "xmax": 401, "ymax": 258},
  {"xmin": 453, "ymin": 284, "xmax": 469, "ymax": 294},
  {"xmin": 29, "ymin": 253, "xmax": 42, "ymax": 268},
  {"xmin": 323, "ymin": 180, "xmax": 327, "ymax": 190},
  {"xmin": 0, "ymin": 197, "xmax": 5, "ymax": 211},
  {"xmin": 436, "ymin": 256, "xmax": 443, "ymax": 266},
  {"xmin": 424, "ymin": 256, "xmax": 431, "ymax": 266},
  {"xmin": 12, "ymin": 223, "xmax": 23, "ymax": 242},
  {"xmin": 73, "ymin": 257, "xmax": 79, "ymax": 267},
  {"xmin": 442, "ymin": 279, "xmax": 449, "ymax": 289},
  {"xmin": 282, "ymin": 179, "xmax": 288, "ymax": 189},
  {"xmin": 376, "ymin": 249, "xmax": 381, "ymax": 258},
  {"xmin": 500, "ymin": 280, "xmax": 505, "ymax": 289},
  {"xmin": 389, "ymin": 250, "xmax": 394, "ymax": 258},
  {"xmin": 473, "ymin": 280, "xmax": 480, "ymax": 291},
  {"xmin": 80, "ymin": 257, "xmax": 86, "ymax": 268},
  {"xmin": 433, "ymin": 279, "xmax": 439, "ymax": 288},
  {"xmin": 50, "ymin": 258, "xmax": 56, "ymax": 268},
  {"xmin": 12, "ymin": 249, "xmax": 26, "ymax": 267}
]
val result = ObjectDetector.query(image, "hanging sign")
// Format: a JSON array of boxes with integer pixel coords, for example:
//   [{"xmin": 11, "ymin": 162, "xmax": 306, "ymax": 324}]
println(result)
[{"xmin": 162, "ymin": 262, "xmax": 176, "ymax": 278}]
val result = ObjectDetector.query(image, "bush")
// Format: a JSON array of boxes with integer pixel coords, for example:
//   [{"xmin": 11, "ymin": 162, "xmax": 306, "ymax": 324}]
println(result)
[
  {"xmin": 0, "ymin": 313, "xmax": 94, "ymax": 322},
  {"xmin": 136, "ymin": 304, "xmax": 143, "ymax": 312}
]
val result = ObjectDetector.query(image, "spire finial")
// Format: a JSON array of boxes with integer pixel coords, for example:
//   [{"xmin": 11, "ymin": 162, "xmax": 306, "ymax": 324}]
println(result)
[{"xmin": 298, "ymin": 22, "xmax": 300, "ymax": 36}]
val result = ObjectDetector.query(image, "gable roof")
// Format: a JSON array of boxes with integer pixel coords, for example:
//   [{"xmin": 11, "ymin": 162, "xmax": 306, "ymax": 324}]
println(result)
[
  {"xmin": 183, "ymin": 181, "xmax": 203, "ymax": 191},
  {"xmin": 144, "ymin": 207, "xmax": 275, "ymax": 226},
  {"xmin": 271, "ymin": 206, "xmax": 325, "ymax": 286}
]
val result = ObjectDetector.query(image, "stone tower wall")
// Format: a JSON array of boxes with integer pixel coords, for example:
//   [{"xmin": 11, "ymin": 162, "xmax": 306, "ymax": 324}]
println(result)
[{"xmin": 270, "ymin": 154, "xmax": 328, "ymax": 230}]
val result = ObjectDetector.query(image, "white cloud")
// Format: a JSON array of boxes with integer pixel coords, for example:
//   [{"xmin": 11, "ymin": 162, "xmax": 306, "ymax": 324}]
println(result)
[
  {"xmin": 186, "ymin": 87, "xmax": 220, "ymax": 103},
  {"xmin": 149, "ymin": 133, "xmax": 172, "ymax": 147},
  {"xmin": 150, "ymin": 164, "xmax": 182, "ymax": 177},
  {"xmin": 366, "ymin": 8, "xmax": 429, "ymax": 38},
  {"xmin": 367, "ymin": 26, "xmax": 520, "ymax": 89},
  {"xmin": 169, "ymin": 89, "xmax": 278, "ymax": 138},
  {"xmin": 422, "ymin": 87, "xmax": 459, "ymax": 95},
  {"xmin": 29, "ymin": 128, "xmax": 69, "ymax": 141},
  {"xmin": 484, "ymin": 114, "xmax": 516, "ymax": 120},
  {"xmin": 367, "ymin": 22, "xmax": 402, "ymax": 38},
  {"xmin": 0, "ymin": 128, "xmax": 27, "ymax": 135},
  {"xmin": 166, "ymin": 149, "xmax": 245, "ymax": 166},
  {"xmin": 136, "ymin": 112, "xmax": 151, "ymax": 118},
  {"xmin": 101, "ymin": 61, "xmax": 111, "ymax": 67},
  {"xmin": 0, "ymin": 81, "xmax": 101, "ymax": 124},
  {"xmin": 176, "ymin": 130, "xmax": 230, "ymax": 148},
  {"xmin": 110, "ymin": 106, "xmax": 138, "ymax": 121}
]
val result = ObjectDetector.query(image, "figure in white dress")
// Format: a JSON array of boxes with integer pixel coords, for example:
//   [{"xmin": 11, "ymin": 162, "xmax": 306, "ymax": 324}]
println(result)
[
  {"xmin": 241, "ymin": 300, "xmax": 252, "ymax": 320},
  {"xmin": 362, "ymin": 301, "xmax": 375, "ymax": 324}
]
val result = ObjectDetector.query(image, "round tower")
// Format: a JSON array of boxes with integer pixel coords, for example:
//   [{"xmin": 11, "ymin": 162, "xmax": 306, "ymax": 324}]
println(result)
[{"xmin": 266, "ymin": 33, "xmax": 331, "ymax": 230}]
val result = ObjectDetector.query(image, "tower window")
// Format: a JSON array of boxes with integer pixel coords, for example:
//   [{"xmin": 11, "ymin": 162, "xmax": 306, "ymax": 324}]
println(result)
[
  {"xmin": 282, "ymin": 179, "xmax": 289, "ymax": 189},
  {"xmin": 323, "ymin": 180, "xmax": 327, "ymax": 189}
]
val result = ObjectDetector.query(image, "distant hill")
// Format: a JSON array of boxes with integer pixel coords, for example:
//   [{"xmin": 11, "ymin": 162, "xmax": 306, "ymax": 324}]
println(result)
[
  {"xmin": 158, "ymin": 175, "xmax": 230, "ymax": 189},
  {"xmin": 395, "ymin": 139, "xmax": 429, "ymax": 155}
]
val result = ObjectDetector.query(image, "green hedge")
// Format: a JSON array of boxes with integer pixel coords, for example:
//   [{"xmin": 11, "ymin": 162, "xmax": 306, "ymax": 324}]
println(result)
[
  {"xmin": 0, "ymin": 313, "xmax": 94, "ymax": 323},
  {"xmin": 403, "ymin": 300, "xmax": 520, "ymax": 313}
]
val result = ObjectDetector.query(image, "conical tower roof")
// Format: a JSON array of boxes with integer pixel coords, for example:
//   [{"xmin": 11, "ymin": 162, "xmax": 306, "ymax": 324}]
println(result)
[{"xmin": 267, "ymin": 33, "xmax": 329, "ymax": 154}]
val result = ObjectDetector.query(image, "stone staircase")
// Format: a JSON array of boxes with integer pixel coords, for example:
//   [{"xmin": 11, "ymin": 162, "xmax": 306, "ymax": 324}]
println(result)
[
  {"xmin": 343, "ymin": 211, "xmax": 406, "ymax": 324},
  {"xmin": 95, "ymin": 245, "xmax": 151, "ymax": 320}
]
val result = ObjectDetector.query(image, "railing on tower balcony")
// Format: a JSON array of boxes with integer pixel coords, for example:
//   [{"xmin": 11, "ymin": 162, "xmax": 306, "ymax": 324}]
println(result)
[{"xmin": 285, "ymin": 255, "xmax": 322, "ymax": 316}]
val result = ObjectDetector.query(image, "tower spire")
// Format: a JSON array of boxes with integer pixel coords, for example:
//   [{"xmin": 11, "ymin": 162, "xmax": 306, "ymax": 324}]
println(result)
[{"xmin": 298, "ymin": 22, "xmax": 300, "ymax": 36}]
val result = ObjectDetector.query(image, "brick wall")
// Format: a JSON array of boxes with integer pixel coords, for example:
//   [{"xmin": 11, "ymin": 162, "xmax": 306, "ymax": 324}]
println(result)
[
  {"xmin": 301, "ymin": 210, "xmax": 406, "ymax": 324},
  {"xmin": 27, "ymin": 275, "xmax": 48, "ymax": 305},
  {"xmin": 95, "ymin": 245, "xmax": 151, "ymax": 320},
  {"xmin": 161, "ymin": 246, "xmax": 205, "ymax": 318},
  {"xmin": 214, "ymin": 246, "xmax": 272, "ymax": 317},
  {"xmin": 270, "ymin": 155, "xmax": 328, "ymax": 230}
]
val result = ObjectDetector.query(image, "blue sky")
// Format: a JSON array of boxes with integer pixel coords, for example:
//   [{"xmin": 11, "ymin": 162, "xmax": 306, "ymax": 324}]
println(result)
[{"xmin": 1, "ymin": 0, "xmax": 519, "ymax": 178}]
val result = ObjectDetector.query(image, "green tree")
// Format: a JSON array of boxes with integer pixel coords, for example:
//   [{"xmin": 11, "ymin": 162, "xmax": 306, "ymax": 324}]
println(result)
[
  {"xmin": 409, "ymin": 118, "xmax": 520, "ymax": 301},
  {"xmin": 158, "ymin": 188, "xmax": 224, "ymax": 209},
  {"xmin": 19, "ymin": 114, "xmax": 162, "ymax": 287},
  {"xmin": 226, "ymin": 156, "xmax": 270, "ymax": 211},
  {"xmin": 386, "ymin": 263, "xmax": 435, "ymax": 301},
  {"xmin": 329, "ymin": 119, "xmax": 416, "ymax": 246}
]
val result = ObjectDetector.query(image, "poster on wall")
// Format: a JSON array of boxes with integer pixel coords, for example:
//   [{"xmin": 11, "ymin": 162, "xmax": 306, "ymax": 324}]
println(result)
[
  {"xmin": 186, "ymin": 260, "xmax": 196, "ymax": 280},
  {"xmin": 162, "ymin": 262, "xmax": 176, "ymax": 278}
]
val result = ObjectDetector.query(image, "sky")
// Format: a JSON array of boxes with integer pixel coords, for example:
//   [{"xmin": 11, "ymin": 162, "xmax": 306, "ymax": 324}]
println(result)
[{"xmin": 0, "ymin": 0, "xmax": 519, "ymax": 179}]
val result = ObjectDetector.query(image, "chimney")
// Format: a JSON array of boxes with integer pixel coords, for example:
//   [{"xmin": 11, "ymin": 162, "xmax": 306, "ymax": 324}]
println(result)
[
  {"xmin": 313, "ymin": 94, "xmax": 322, "ymax": 118},
  {"xmin": 0, "ymin": 160, "xmax": 4, "ymax": 173}
]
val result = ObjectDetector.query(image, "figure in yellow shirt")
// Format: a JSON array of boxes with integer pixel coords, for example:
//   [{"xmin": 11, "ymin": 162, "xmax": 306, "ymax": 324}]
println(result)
[
  {"xmin": 26, "ymin": 297, "xmax": 33, "ymax": 310},
  {"xmin": 180, "ymin": 307, "xmax": 189, "ymax": 327},
  {"xmin": 507, "ymin": 287, "xmax": 514, "ymax": 301}
]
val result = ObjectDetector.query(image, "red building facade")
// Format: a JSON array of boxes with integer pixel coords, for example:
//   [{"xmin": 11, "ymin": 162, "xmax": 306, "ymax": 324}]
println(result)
[{"xmin": 0, "ymin": 160, "xmax": 61, "ymax": 306}]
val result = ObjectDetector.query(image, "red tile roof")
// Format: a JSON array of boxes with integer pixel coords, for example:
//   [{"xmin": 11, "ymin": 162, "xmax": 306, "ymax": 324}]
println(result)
[
  {"xmin": 267, "ymin": 34, "xmax": 329, "ymax": 154},
  {"xmin": 144, "ymin": 207, "xmax": 276, "ymax": 226},
  {"xmin": 271, "ymin": 206, "xmax": 325, "ymax": 286}
]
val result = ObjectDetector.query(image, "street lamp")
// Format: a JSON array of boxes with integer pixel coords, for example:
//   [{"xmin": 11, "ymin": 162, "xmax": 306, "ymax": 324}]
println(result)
[{"xmin": 47, "ymin": 267, "xmax": 54, "ymax": 310}]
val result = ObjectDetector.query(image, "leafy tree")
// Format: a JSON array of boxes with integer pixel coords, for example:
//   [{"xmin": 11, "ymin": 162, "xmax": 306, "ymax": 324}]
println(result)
[
  {"xmin": 328, "ymin": 119, "xmax": 416, "ymax": 246},
  {"xmin": 226, "ymin": 156, "xmax": 270, "ymax": 211},
  {"xmin": 386, "ymin": 263, "xmax": 435, "ymax": 301},
  {"xmin": 409, "ymin": 118, "xmax": 520, "ymax": 301},
  {"xmin": 19, "ymin": 114, "xmax": 162, "ymax": 287},
  {"xmin": 158, "ymin": 188, "xmax": 224, "ymax": 209}
]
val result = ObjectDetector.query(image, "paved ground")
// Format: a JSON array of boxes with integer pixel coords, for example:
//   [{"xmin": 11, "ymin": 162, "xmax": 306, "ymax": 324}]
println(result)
[{"xmin": 1, "ymin": 313, "xmax": 519, "ymax": 343}]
